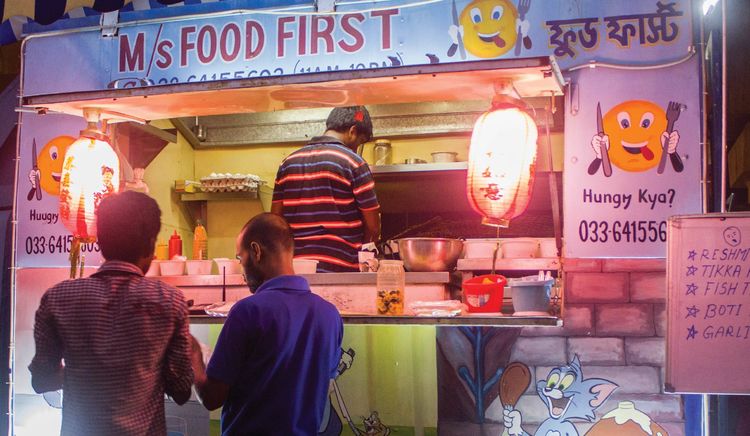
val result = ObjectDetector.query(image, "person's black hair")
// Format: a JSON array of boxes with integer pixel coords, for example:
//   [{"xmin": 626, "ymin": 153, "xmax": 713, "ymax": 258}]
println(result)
[
  {"xmin": 241, "ymin": 213, "xmax": 294, "ymax": 254},
  {"xmin": 326, "ymin": 106, "xmax": 373, "ymax": 143},
  {"xmin": 96, "ymin": 191, "xmax": 161, "ymax": 264}
]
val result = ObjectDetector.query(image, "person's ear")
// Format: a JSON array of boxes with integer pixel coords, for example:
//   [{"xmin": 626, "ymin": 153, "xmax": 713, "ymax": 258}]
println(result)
[
  {"xmin": 250, "ymin": 241, "xmax": 261, "ymax": 261},
  {"xmin": 348, "ymin": 125, "xmax": 358, "ymax": 140}
]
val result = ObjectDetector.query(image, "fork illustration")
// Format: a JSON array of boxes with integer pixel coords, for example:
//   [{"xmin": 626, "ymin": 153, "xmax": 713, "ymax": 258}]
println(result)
[
  {"xmin": 514, "ymin": 0, "xmax": 532, "ymax": 56},
  {"xmin": 657, "ymin": 101, "xmax": 685, "ymax": 174}
]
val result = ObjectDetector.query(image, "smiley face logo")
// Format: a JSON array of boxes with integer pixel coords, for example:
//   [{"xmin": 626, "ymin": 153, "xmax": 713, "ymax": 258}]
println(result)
[
  {"xmin": 460, "ymin": 0, "xmax": 518, "ymax": 58},
  {"xmin": 37, "ymin": 135, "xmax": 75, "ymax": 195},
  {"xmin": 602, "ymin": 100, "xmax": 667, "ymax": 172},
  {"xmin": 723, "ymin": 226, "xmax": 741, "ymax": 247}
]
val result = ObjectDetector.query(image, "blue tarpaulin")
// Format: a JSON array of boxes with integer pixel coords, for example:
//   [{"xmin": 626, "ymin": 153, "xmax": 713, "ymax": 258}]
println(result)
[{"xmin": 0, "ymin": 0, "xmax": 310, "ymax": 45}]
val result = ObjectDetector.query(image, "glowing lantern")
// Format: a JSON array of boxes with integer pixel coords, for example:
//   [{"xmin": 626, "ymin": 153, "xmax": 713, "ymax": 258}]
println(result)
[
  {"xmin": 466, "ymin": 101, "xmax": 538, "ymax": 227},
  {"xmin": 59, "ymin": 109, "xmax": 119, "ymax": 276}
]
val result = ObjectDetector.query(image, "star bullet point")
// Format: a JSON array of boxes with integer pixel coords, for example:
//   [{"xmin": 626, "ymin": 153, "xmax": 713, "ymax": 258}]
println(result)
[
  {"xmin": 688, "ymin": 250, "xmax": 697, "ymax": 261},
  {"xmin": 686, "ymin": 305, "xmax": 700, "ymax": 318},
  {"xmin": 686, "ymin": 325, "xmax": 698, "ymax": 340},
  {"xmin": 685, "ymin": 283, "xmax": 698, "ymax": 296},
  {"xmin": 686, "ymin": 265, "xmax": 698, "ymax": 276}
]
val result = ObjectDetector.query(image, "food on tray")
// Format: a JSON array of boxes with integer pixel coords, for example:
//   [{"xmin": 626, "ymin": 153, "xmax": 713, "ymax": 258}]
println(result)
[
  {"xmin": 376, "ymin": 289, "xmax": 404, "ymax": 315},
  {"xmin": 204, "ymin": 301, "xmax": 235, "ymax": 317}
]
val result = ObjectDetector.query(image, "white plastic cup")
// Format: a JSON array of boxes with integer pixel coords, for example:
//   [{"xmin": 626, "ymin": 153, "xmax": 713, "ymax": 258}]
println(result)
[{"xmin": 358, "ymin": 251, "xmax": 378, "ymax": 272}]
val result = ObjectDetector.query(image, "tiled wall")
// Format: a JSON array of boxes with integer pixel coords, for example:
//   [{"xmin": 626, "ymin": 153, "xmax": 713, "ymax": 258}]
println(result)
[{"xmin": 494, "ymin": 258, "xmax": 687, "ymax": 435}]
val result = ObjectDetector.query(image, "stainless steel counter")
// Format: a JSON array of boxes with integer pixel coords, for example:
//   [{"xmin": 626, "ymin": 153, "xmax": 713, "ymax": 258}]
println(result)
[
  {"xmin": 159, "ymin": 272, "xmax": 561, "ymax": 327},
  {"xmin": 156, "ymin": 271, "xmax": 450, "ymax": 287},
  {"xmin": 190, "ymin": 313, "xmax": 561, "ymax": 326}
]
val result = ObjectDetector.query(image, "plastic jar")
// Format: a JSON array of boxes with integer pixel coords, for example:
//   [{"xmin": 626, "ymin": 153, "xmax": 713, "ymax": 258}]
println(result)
[
  {"xmin": 376, "ymin": 260, "xmax": 405, "ymax": 315},
  {"xmin": 373, "ymin": 139, "xmax": 392, "ymax": 166}
]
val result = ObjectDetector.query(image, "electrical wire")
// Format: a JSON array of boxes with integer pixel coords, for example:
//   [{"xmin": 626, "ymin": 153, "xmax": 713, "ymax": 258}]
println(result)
[{"xmin": 564, "ymin": 49, "xmax": 696, "ymax": 73}]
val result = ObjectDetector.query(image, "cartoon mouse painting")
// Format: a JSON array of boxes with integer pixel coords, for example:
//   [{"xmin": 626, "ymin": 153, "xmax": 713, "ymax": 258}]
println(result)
[{"xmin": 502, "ymin": 356, "xmax": 618, "ymax": 436}]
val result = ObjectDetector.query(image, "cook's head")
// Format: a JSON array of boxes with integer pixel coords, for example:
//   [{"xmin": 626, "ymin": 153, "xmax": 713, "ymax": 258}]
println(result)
[
  {"xmin": 326, "ymin": 105, "xmax": 373, "ymax": 150},
  {"xmin": 237, "ymin": 212, "xmax": 294, "ymax": 292},
  {"xmin": 96, "ymin": 191, "xmax": 161, "ymax": 272}
]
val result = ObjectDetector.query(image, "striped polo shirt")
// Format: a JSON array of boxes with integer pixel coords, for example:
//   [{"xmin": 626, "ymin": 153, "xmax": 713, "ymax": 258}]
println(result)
[{"xmin": 272, "ymin": 136, "xmax": 379, "ymax": 272}]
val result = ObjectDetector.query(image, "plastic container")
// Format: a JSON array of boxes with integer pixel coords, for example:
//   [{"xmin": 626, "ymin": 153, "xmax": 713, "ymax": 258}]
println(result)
[
  {"xmin": 373, "ymin": 139, "xmax": 392, "ymax": 166},
  {"xmin": 539, "ymin": 238, "xmax": 559, "ymax": 258},
  {"xmin": 186, "ymin": 260, "xmax": 212, "ymax": 275},
  {"xmin": 213, "ymin": 258, "xmax": 241, "ymax": 275},
  {"xmin": 462, "ymin": 274, "xmax": 506, "ymax": 313},
  {"xmin": 462, "ymin": 239, "xmax": 502, "ymax": 259},
  {"xmin": 159, "ymin": 260, "xmax": 185, "ymax": 276},
  {"xmin": 431, "ymin": 151, "xmax": 458, "ymax": 162},
  {"xmin": 193, "ymin": 220, "xmax": 208, "ymax": 260},
  {"xmin": 501, "ymin": 238, "xmax": 539, "ymax": 258},
  {"xmin": 376, "ymin": 260, "xmax": 405, "ymax": 315},
  {"xmin": 292, "ymin": 258, "xmax": 319, "ymax": 274},
  {"xmin": 168, "ymin": 230, "xmax": 183, "ymax": 260},
  {"xmin": 509, "ymin": 276, "xmax": 554, "ymax": 316},
  {"xmin": 145, "ymin": 260, "xmax": 160, "ymax": 277}
]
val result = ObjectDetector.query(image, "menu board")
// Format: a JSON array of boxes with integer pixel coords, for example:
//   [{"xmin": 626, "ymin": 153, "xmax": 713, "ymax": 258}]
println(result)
[{"xmin": 665, "ymin": 213, "xmax": 750, "ymax": 394}]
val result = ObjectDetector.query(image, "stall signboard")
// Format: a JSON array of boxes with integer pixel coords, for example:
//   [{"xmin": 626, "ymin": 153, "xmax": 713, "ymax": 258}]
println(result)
[
  {"xmin": 22, "ymin": 0, "xmax": 693, "ymax": 96},
  {"xmin": 666, "ymin": 213, "xmax": 750, "ymax": 393},
  {"xmin": 563, "ymin": 57, "xmax": 702, "ymax": 258},
  {"xmin": 14, "ymin": 112, "xmax": 106, "ymax": 268}
]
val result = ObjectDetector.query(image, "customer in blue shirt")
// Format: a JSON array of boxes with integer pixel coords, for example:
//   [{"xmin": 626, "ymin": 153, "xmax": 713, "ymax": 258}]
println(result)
[{"xmin": 191, "ymin": 213, "xmax": 343, "ymax": 435}]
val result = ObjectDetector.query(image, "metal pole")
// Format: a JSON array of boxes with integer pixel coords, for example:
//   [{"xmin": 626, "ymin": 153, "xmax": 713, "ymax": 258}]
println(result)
[
  {"xmin": 720, "ymin": 0, "xmax": 727, "ymax": 213},
  {"xmin": 6, "ymin": 90, "xmax": 22, "ymax": 436}
]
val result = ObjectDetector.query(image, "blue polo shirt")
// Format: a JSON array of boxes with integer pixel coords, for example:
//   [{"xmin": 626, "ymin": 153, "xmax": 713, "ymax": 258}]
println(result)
[{"xmin": 206, "ymin": 275, "xmax": 343, "ymax": 435}]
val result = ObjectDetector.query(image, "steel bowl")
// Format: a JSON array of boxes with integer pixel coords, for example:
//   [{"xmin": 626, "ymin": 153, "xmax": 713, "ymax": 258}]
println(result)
[{"xmin": 395, "ymin": 237, "xmax": 464, "ymax": 271}]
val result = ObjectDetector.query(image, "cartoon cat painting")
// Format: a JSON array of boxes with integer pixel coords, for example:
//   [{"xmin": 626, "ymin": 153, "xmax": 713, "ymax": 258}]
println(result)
[{"xmin": 502, "ymin": 355, "xmax": 618, "ymax": 436}]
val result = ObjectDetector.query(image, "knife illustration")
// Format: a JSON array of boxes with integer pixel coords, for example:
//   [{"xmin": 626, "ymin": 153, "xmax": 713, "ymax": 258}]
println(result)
[
  {"xmin": 27, "ymin": 138, "xmax": 42, "ymax": 201},
  {"xmin": 447, "ymin": 0, "xmax": 467, "ymax": 59},
  {"xmin": 587, "ymin": 103, "xmax": 612, "ymax": 177}
]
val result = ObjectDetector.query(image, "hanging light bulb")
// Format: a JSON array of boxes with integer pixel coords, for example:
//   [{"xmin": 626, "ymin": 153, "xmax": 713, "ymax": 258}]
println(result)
[
  {"xmin": 466, "ymin": 83, "xmax": 538, "ymax": 227},
  {"xmin": 59, "ymin": 108, "xmax": 120, "ymax": 276}
]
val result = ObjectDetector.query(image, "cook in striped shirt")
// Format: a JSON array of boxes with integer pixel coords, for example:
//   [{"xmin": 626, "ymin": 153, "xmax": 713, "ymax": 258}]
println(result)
[{"xmin": 271, "ymin": 106, "xmax": 381, "ymax": 272}]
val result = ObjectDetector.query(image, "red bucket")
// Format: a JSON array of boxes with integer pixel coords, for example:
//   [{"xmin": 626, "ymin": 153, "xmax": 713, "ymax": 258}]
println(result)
[{"xmin": 462, "ymin": 274, "xmax": 507, "ymax": 313}]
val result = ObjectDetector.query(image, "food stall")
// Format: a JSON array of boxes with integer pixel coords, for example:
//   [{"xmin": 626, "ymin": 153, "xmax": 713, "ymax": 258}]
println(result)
[{"xmin": 7, "ymin": 0, "xmax": 706, "ymax": 434}]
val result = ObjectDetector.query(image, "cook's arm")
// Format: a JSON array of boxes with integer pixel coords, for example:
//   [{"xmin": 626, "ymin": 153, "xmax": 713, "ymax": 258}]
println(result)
[
  {"xmin": 270, "ymin": 167, "xmax": 284, "ymax": 216},
  {"xmin": 270, "ymin": 201, "xmax": 283, "ymax": 216},
  {"xmin": 361, "ymin": 207, "xmax": 381, "ymax": 243}
]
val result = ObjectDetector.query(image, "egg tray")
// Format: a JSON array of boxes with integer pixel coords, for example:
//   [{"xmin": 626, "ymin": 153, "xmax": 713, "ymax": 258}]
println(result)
[{"xmin": 199, "ymin": 174, "xmax": 264, "ymax": 192}]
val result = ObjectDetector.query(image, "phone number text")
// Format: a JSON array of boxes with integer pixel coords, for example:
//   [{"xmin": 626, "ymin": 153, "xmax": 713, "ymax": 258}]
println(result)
[
  {"xmin": 25, "ymin": 235, "xmax": 101, "ymax": 255},
  {"xmin": 578, "ymin": 220, "xmax": 667, "ymax": 243}
]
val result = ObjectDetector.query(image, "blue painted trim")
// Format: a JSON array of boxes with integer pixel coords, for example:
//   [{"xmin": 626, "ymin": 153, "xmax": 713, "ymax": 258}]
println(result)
[
  {"xmin": 683, "ymin": 394, "xmax": 703, "ymax": 436},
  {"xmin": 23, "ymin": 0, "xmax": 315, "ymax": 35},
  {"xmin": 24, "ymin": 16, "xmax": 101, "ymax": 33}
]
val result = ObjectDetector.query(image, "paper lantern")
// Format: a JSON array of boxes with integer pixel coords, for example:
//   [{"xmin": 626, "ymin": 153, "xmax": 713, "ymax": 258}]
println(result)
[
  {"xmin": 59, "ymin": 134, "xmax": 120, "ymax": 240},
  {"xmin": 466, "ymin": 105, "xmax": 538, "ymax": 227}
]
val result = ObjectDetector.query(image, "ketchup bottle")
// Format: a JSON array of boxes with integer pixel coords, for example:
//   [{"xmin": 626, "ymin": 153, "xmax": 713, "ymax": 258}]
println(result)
[{"xmin": 168, "ymin": 230, "xmax": 183, "ymax": 260}]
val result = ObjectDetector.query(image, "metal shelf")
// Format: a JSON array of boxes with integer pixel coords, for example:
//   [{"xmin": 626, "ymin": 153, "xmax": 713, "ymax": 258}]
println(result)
[{"xmin": 371, "ymin": 161, "xmax": 468, "ymax": 174}]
